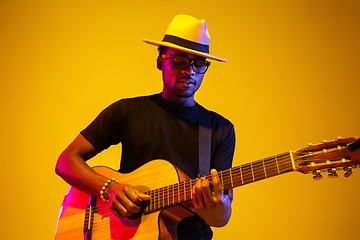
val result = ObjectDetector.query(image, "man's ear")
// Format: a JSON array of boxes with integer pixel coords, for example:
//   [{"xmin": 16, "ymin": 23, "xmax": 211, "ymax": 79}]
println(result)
[{"xmin": 157, "ymin": 56, "xmax": 162, "ymax": 70}]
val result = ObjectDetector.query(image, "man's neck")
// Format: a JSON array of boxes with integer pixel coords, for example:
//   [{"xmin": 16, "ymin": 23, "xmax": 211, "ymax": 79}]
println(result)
[{"xmin": 161, "ymin": 92, "xmax": 196, "ymax": 107}]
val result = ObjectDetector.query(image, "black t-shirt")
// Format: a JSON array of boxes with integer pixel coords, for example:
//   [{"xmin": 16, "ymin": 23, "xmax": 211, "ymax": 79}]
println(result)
[{"xmin": 81, "ymin": 93, "xmax": 235, "ymax": 238}]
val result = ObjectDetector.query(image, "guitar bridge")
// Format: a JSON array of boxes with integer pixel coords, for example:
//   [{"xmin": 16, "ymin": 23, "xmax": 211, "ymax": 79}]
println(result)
[{"xmin": 83, "ymin": 195, "xmax": 97, "ymax": 240}]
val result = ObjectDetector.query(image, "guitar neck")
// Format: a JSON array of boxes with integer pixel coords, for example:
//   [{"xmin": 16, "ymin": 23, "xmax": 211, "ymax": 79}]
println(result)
[{"xmin": 143, "ymin": 152, "xmax": 294, "ymax": 214}]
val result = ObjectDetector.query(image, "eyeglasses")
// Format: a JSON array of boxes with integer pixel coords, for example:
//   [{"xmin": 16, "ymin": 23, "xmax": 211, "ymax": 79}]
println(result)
[{"xmin": 161, "ymin": 54, "xmax": 211, "ymax": 74}]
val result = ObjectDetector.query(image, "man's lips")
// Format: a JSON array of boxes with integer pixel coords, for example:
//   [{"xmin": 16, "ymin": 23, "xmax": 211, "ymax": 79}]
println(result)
[{"xmin": 177, "ymin": 78, "xmax": 195, "ymax": 85}]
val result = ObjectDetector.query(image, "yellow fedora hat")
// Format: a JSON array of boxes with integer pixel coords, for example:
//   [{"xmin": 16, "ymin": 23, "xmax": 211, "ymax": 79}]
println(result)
[{"xmin": 143, "ymin": 15, "xmax": 227, "ymax": 62}]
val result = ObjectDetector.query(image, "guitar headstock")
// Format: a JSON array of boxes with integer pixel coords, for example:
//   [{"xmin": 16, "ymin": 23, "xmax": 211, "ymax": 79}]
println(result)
[{"xmin": 293, "ymin": 137, "xmax": 360, "ymax": 180}]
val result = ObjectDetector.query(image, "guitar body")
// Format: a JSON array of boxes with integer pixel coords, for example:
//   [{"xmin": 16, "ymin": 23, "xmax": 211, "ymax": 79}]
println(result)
[{"xmin": 54, "ymin": 160, "xmax": 195, "ymax": 240}]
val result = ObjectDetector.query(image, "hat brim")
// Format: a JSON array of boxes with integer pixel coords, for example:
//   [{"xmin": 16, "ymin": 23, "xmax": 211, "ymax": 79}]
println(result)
[{"xmin": 143, "ymin": 39, "xmax": 227, "ymax": 62}]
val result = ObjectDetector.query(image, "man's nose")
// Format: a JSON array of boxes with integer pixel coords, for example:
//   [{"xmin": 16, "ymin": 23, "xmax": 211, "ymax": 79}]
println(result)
[{"xmin": 181, "ymin": 64, "xmax": 196, "ymax": 76}]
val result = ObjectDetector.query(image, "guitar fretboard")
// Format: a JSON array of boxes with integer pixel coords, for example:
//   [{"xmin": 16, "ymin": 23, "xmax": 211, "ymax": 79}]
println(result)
[{"xmin": 143, "ymin": 152, "xmax": 294, "ymax": 214}]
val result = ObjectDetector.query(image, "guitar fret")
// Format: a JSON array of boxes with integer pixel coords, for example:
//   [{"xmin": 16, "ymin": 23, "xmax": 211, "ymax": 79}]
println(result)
[
  {"xmin": 241, "ymin": 164, "xmax": 253, "ymax": 184},
  {"xmin": 250, "ymin": 163, "xmax": 255, "ymax": 181},
  {"xmin": 153, "ymin": 190, "xmax": 156, "ymax": 211},
  {"xmin": 167, "ymin": 185, "xmax": 171, "ymax": 206},
  {"xmin": 158, "ymin": 188, "xmax": 160, "ymax": 210},
  {"xmin": 188, "ymin": 180, "xmax": 191, "ymax": 200},
  {"xmin": 152, "ymin": 189, "xmax": 156, "ymax": 211},
  {"xmin": 220, "ymin": 171, "xmax": 224, "ymax": 188},
  {"xmin": 275, "ymin": 155, "xmax": 280, "ymax": 174},
  {"xmin": 180, "ymin": 182, "xmax": 182, "ymax": 202},
  {"xmin": 174, "ymin": 184, "xmax": 176, "ymax": 205},
  {"xmin": 184, "ymin": 181, "xmax": 186, "ymax": 201},
  {"xmin": 172, "ymin": 184, "xmax": 175, "ymax": 204},
  {"xmin": 190, "ymin": 179, "xmax": 193, "ymax": 199},
  {"xmin": 159, "ymin": 187, "xmax": 162, "ymax": 209},
  {"xmin": 162, "ymin": 186, "xmax": 165, "ymax": 208},
  {"xmin": 153, "ymin": 189, "xmax": 156, "ymax": 211},
  {"xmin": 240, "ymin": 166, "xmax": 244, "ymax": 185},
  {"xmin": 156, "ymin": 188, "xmax": 159, "ymax": 210},
  {"xmin": 150, "ymin": 193, "xmax": 152, "ymax": 211},
  {"xmin": 188, "ymin": 181, "xmax": 191, "ymax": 200},
  {"xmin": 191, "ymin": 179, "xmax": 195, "ymax": 199},
  {"xmin": 151, "ymin": 190, "xmax": 155, "ymax": 211},
  {"xmin": 175, "ymin": 183, "xmax": 178, "ymax": 203},
  {"xmin": 262, "ymin": 159, "xmax": 267, "ymax": 178},
  {"xmin": 160, "ymin": 187, "xmax": 162, "ymax": 208},
  {"xmin": 164, "ymin": 186, "xmax": 166, "ymax": 207},
  {"xmin": 230, "ymin": 168, "xmax": 233, "ymax": 188}
]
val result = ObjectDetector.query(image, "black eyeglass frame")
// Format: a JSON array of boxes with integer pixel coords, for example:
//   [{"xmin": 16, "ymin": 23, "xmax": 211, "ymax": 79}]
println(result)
[{"xmin": 161, "ymin": 54, "xmax": 211, "ymax": 74}]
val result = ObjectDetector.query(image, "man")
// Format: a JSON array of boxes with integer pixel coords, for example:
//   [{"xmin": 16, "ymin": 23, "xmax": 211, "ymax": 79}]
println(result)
[{"xmin": 56, "ymin": 14, "xmax": 235, "ymax": 239}]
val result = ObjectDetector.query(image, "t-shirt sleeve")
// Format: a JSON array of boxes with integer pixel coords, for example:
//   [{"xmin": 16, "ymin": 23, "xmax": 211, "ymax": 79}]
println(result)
[
  {"xmin": 81, "ymin": 101, "xmax": 123, "ymax": 152},
  {"xmin": 211, "ymin": 117, "xmax": 236, "ymax": 172}
]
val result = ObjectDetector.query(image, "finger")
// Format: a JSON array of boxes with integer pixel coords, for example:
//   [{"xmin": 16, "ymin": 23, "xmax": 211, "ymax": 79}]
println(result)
[
  {"xmin": 199, "ymin": 178, "xmax": 212, "ymax": 202},
  {"xmin": 194, "ymin": 178, "xmax": 209, "ymax": 207},
  {"xmin": 124, "ymin": 186, "xmax": 144, "ymax": 206},
  {"xmin": 135, "ymin": 189, "xmax": 151, "ymax": 201},
  {"xmin": 210, "ymin": 169, "xmax": 223, "ymax": 195},
  {"xmin": 110, "ymin": 200, "xmax": 129, "ymax": 219},
  {"xmin": 192, "ymin": 179, "xmax": 201, "ymax": 208},
  {"xmin": 110, "ymin": 206, "xmax": 122, "ymax": 219},
  {"xmin": 114, "ymin": 188, "xmax": 141, "ymax": 214},
  {"xmin": 227, "ymin": 189, "xmax": 234, "ymax": 202}
]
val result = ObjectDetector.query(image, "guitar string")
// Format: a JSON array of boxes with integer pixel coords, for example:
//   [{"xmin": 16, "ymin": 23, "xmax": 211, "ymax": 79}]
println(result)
[
  {"xmin": 85, "ymin": 158, "xmax": 344, "ymax": 219},
  {"xmin": 148, "ymin": 156, "xmax": 293, "ymax": 198},
  {"xmin": 145, "ymin": 174, "xmax": 295, "ymax": 211},
  {"xmin": 89, "ymin": 154, "xmax": 343, "ymax": 214},
  {"xmin": 84, "ymin": 154, "xmax": 344, "ymax": 219},
  {"xmin": 86, "ymin": 157, "xmax": 323, "ymax": 218},
  {"xmin": 82, "ymin": 155, "xmax": 347, "ymax": 228},
  {"xmin": 146, "ymin": 155, "xmax": 295, "ymax": 211},
  {"xmin": 84, "ymin": 161, "xmax": 295, "ymax": 217},
  {"xmin": 69, "ymin": 158, "xmax": 295, "ymax": 229}
]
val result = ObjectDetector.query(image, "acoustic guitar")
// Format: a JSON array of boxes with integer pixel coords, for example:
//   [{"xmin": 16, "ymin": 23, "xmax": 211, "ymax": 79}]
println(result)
[{"xmin": 54, "ymin": 137, "xmax": 360, "ymax": 240}]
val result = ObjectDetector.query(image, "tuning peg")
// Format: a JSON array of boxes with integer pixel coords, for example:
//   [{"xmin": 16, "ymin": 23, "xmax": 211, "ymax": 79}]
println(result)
[
  {"xmin": 313, "ymin": 170, "xmax": 323, "ymax": 180},
  {"xmin": 328, "ymin": 168, "xmax": 339, "ymax": 179},
  {"xmin": 344, "ymin": 166, "xmax": 353, "ymax": 178}
]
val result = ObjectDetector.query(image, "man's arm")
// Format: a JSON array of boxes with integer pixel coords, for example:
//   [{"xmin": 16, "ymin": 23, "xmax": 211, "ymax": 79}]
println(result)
[{"xmin": 55, "ymin": 134, "xmax": 149, "ymax": 219}]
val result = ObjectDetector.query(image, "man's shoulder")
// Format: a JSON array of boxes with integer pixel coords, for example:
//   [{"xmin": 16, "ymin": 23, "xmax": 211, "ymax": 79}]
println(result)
[
  {"xmin": 119, "ymin": 93, "xmax": 158, "ymax": 102},
  {"xmin": 198, "ymin": 105, "xmax": 233, "ymax": 127},
  {"xmin": 110, "ymin": 93, "xmax": 159, "ymax": 107}
]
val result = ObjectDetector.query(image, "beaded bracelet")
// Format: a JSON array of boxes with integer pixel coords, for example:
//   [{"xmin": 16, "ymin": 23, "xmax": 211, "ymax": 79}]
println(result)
[{"xmin": 99, "ymin": 178, "xmax": 117, "ymax": 202}]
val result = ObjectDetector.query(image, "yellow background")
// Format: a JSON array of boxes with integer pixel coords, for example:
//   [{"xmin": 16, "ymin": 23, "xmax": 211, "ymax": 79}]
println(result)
[{"xmin": 1, "ymin": 1, "xmax": 359, "ymax": 239}]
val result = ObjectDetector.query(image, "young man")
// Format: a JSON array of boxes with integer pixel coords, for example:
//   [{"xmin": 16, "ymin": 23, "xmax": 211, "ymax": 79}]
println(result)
[{"xmin": 56, "ymin": 15, "xmax": 235, "ymax": 239}]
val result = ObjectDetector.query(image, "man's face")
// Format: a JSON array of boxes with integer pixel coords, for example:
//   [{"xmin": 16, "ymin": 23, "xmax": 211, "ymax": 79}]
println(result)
[{"xmin": 159, "ymin": 48, "xmax": 206, "ymax": 104}]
